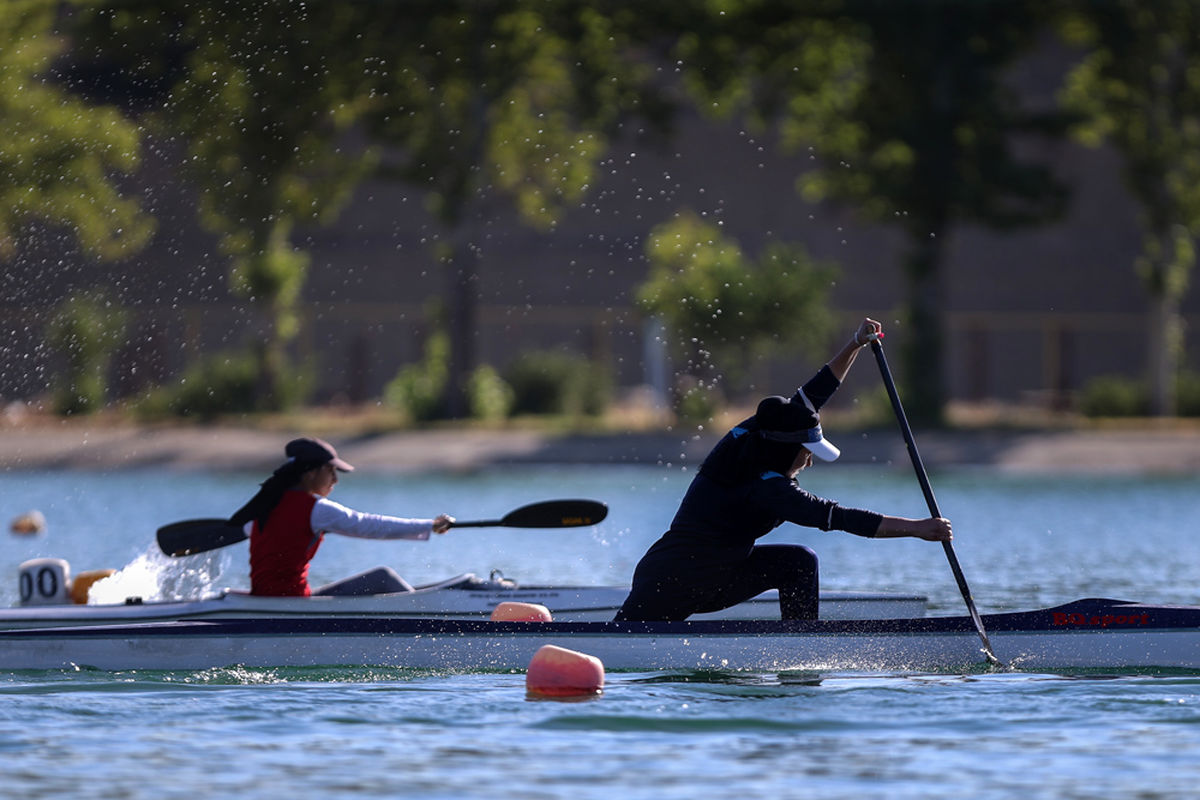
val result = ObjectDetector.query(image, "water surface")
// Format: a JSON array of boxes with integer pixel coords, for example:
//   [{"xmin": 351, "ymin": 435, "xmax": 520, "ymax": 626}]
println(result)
[{"xmin": 1, "ymin": 464, "xmax": 1197, "ymax": 799}]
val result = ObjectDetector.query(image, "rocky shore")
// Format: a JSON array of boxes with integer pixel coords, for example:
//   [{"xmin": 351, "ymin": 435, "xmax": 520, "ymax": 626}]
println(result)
[{"xmin": 1, "ymin": 420, "xmax": 1198, "ymax": 475}]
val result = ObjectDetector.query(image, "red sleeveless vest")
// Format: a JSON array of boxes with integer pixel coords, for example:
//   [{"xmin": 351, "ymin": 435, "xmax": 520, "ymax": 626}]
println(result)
[{"xmin": 249, "ymin": 491, "xmax": 323, "ymax": 596}]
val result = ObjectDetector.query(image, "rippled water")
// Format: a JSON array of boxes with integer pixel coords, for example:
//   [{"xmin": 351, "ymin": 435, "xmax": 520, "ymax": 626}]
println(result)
[
  {"xmin": 2, "ymin": 667, "xmax": 1198, "ymax": 800},
  {"xmin": 1, "ymin": 464, "xmax": 1198, "ymax": 798}
]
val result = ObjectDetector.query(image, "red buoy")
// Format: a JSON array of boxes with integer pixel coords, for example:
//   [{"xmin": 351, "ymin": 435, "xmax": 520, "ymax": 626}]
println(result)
[
  {"xmin": 525, "ymin": 644, "xmax": 605, "ymax": 697},
  {"xmin": 490, "ymin": 601, "xmax": 553, "ymax": 622}
]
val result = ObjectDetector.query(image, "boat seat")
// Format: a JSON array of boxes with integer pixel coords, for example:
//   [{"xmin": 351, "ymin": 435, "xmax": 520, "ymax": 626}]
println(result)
[
  {"xmin": 314, "ymin": 566, "xmax": 414, "ymax": 597},
  {"xmin": 409, "ymin": 573, "xmax": 482, "ymax": 592}
]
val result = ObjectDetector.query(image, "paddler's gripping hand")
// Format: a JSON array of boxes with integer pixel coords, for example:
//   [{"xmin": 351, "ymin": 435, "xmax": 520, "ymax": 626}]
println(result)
[
  {"xmin": 874, "ymin": 515, "xmax": 953, "ymax": 541},
  {"xmin": 829, "ymin": 317, "xmax": 884, "ymax": 380},
  {"xmin": 853, "ymin": 318, "xmax": 882, "ymax": 347},
  {"xmin": 432, "ymin": 514, "xmax": 454, "ymax": 534},
  {"xmin": 914, "ymin": 517, "xmax": 953, "ymax": 542}
]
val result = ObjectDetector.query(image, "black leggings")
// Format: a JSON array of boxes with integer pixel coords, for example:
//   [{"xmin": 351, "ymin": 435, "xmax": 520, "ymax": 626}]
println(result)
[{"xmin": 614, "ymin": 544, "xmax": 819, "ymax": 621}]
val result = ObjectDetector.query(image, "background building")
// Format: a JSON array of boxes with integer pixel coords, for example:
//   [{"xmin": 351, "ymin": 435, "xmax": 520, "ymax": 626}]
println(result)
[{"xmin": 2, "ymin": 40, "xmax": 1196, "ymax": 414}]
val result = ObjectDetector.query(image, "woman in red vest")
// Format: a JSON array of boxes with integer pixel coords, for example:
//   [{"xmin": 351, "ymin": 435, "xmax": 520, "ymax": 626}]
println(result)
[{"xmin": 230, "ymin": 437, "xmax": 454, "ymax": 597}]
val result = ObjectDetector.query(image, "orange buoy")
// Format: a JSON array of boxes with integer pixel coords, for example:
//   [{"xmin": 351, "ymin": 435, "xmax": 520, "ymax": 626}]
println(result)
[
  {"xmin": 10, "ymin": 510, "xmax": 46, "ymax": 535},
  {"xmin": 525, "ymin": 644, "xmax": 605, "ymax": 697},
  {"xmin": 491, "ymin": 601, "xmax": 553, "ymax": 622},
  {"xmin": 69, "ymin": 569, "xmax": 117, "ymax": 605}
]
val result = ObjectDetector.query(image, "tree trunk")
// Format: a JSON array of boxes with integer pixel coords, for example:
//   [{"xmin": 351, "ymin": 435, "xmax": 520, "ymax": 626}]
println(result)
[
  {"xmin": 1147, "ymin": 288, "xmax": 1180, "ymax": 416},
  {"xmin": 443, "ymin": 238, "xmax": 478, "ymax": 419},
  {"xmin": 901, "ymin": 231, "xmax": 947, "ymax": 426}
]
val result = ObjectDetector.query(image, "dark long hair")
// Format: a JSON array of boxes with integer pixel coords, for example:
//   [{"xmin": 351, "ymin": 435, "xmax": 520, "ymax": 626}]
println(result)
[{"xmin": 229, "ymin": 458, "xmax": 322, "ymax": 528}]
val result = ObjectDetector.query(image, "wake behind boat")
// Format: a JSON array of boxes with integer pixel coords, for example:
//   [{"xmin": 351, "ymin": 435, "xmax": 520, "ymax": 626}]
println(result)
[{"xmin": 1, "ymin": 597, "xmax": 1197, "ymax": 672}]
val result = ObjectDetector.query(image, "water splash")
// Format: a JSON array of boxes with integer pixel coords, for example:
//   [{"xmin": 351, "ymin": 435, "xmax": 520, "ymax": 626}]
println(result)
[{"xmin": 89, "ymin": 548, "xmax": 228, "ymax": 604}]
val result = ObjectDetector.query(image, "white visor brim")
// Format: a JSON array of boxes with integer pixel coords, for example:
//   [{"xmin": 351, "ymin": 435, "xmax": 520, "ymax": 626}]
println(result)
[{"xmin": 805, "ymin": 437, "xmax": 840, "ymax": 462}]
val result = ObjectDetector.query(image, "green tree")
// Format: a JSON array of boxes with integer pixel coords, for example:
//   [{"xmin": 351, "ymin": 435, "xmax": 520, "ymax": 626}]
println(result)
[
  {"xmin": 0, "ymin": 1, "xmax": 151, "ymax": 261},
  {"xmin": 46, "ymin": 290, "xmax": 127, "ymax": 414},
  {"xmin": 1059, "ymin": 0, "xmax": 1200, "ymax": 416},
  {"xmin": 636, "ymin": 211, "xmax": 838, "ymax": 404},
  {"xmin": 359, "ymin": 2, "xmax": 663, "ymax": 417},
  {"xmin": 72, "ymin": 2, "xmax": 378, "ymax": 409},
  {"xmin": 73, "ymin": 2, "xmax": 665, "ymax": 418},
  {"xmin": 674, "ymin": 0, "xmax": 1067, "ymax": 423}
]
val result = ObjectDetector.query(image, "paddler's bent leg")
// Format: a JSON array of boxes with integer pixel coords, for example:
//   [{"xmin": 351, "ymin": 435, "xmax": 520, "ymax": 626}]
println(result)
[
  {"xmin": 612, "ymin": 570, "xmax": 702, "ymax": 621},
  {"xmin": 769, "ymin": 545, "xmax": 819, "ymax": 620},
  {"xmin": 695, "ymin": 544, "xmax": 819, "ymax": 620}
]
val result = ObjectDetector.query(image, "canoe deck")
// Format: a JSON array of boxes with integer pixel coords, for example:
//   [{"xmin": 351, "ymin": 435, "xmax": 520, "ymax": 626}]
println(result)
[{"xmin": 4, "ymin": 570, "xmax": 928, "ymax": 628}]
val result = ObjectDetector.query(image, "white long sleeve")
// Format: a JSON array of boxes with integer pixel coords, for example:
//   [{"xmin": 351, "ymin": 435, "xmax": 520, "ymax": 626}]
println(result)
[{"xmin": 310, "ymin": 497, "xmax": 434, "ymax": 541}]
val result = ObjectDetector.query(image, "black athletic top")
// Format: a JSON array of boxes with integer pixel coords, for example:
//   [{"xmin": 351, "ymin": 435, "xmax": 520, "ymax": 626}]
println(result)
[{"xmin": 663, "ymin": 364, "xmax": 883, "ymax": 555}]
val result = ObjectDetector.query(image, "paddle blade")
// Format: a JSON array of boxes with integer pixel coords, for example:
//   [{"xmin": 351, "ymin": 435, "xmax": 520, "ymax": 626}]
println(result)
[
  {"xmin": 498, "ymin": 499, "xmax": 608, "ymax": 528},
  {"xmin": 157, "ymin": 518, "xmax": 248, "ymax": 557}
]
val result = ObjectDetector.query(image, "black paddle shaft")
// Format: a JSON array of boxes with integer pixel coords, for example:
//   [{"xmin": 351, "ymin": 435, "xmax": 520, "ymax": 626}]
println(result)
[{"xmin": 870, "ymin": 338, "xmax": 1002, "ymax": 666}]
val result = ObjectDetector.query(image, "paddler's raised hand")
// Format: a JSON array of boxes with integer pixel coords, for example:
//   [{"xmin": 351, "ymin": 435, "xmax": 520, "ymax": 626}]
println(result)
[
  {"xmin": 432, "ymin": 514, "xmax": 454, "ymax": 534},
  {"xmin": 828, "ymin": 317, "xmax": 883, "ymax": 381},
  {"xmin": 853, "ymin": 318, "xmax": 882, "ymax": 347},
  {"xmin": 873, "ymin": 515, "xmax": 953, "ymax": 542}
]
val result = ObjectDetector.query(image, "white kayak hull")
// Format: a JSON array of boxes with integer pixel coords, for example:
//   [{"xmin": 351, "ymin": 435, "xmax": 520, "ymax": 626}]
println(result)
[
  {"xmin": 3, "ymin": 572, "xmax": 928, "ymax": 628},
  {"xmin": 1, "ymin": 598, "xmax": 1196, "ymax": 673}
]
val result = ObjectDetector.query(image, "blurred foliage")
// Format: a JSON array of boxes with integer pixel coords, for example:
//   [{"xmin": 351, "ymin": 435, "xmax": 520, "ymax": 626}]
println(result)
[
  {"xmin": 136, "ymin": 349, "xmax": 311, "ymax": 421},
  {"xmin": 385, "ymin": 331, "xmax": 451, "ymax": 424},
  {"xmin": 1079, "ymin": 374, "xmax": 1149, "ymax": 418},
  {"xmin": 1060, "ymin": 0, "xmax": 1200, "ymax": 415},
  {"xmin": 359, "ymin": 3, "xmax": 662, "ymax": 230},
  {"xmin": 356, "ymin": 2, "xmax": 667, "ymax": 418},
  {"xmin": 673, "ymin": 377, "xmax": 721, "ymax": 425},
  {"xmin": 46, "ymin": 289, "xmax": 127, "ymax": 414},
  {"xmin": 0, "ymin": 1, "xmax": 152, "ymax": 260},
  {"xmin": 846, "ymin": 385, "xmax": 900, "ymax": 428},
  {"xmin": 637, "ymin": 210, "xmax": 837, "ymax": 404},
  {"xmin": 71, "ymin": 2, "xmax": 379, "ymax": 410},
  {"xmin": 1080, "ymin": 371, "xmax": 1200, "ymax": 418},
  {"xmin": 672, "ymin": 0, "xmax": 1068, "ymax": 425},
  {"xmin": 69, "ymin": 1, "xmax": 667, "ymax": 419},
  {"xmin": 468, "ymin": 365, "xmax": 515, "ymax": 422},
  {"xmin": 137, "ymin": 351, "xmax": 258, "ymax": 421},
  {"xmin": 386, "ymin": 330, "xmax": 524, "ymax": 423},
  {"xmin": 504, "ymin": 350, "xmax": 612, "ymax": 418},
  {"xmin": 1178, "ymin": 372, "xmax": 1200, "ymax": 417},
  {"xmin": 12, "ymin": 1, "xmax": 1200, "ymax": 425}
]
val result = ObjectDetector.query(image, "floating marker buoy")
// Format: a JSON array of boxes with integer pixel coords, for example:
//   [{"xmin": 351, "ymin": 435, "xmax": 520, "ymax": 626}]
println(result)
[
  {"xmin": 491, "ymin": 601, "xmax": 553, "ymax": 622},
  {"xmin": 525, "ymin": 644, "xmax": 605, "ymax": 697},
  {"xmin": 70, "ymin": 569, "xmax": 117, "ymax": 605},
  {"xmin": 10, "ymin": 510, "xmax": 46, "ymax": 535}
]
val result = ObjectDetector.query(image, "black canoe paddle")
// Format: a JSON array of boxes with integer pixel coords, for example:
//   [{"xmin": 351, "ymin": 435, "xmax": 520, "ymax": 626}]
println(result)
[
  {"xmin": 156, "ymin": 498, "xmax": 609, "ymax": 557},
  {"xmin": 870, "ymin": 336, "xmax": 1003, "ymax": 667}
]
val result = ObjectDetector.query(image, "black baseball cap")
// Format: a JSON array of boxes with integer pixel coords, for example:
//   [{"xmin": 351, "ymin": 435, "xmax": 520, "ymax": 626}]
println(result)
[
  {"xmin": 284, "ymin": 437, "xmax": 355, "ymax": 472},
  {"xmin": 754, "ymin": 394, "xmax": 840, "ymax": 462}
]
